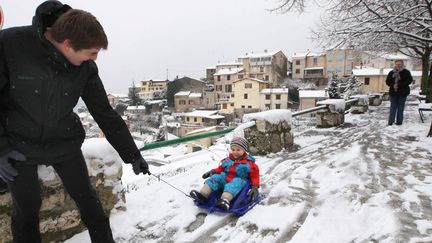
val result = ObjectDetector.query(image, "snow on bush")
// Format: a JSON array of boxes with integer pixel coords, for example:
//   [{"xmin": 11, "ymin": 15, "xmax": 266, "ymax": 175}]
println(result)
[{"xmin": 350, "ymin": 95, "xmax": 369, "ymax": 106}]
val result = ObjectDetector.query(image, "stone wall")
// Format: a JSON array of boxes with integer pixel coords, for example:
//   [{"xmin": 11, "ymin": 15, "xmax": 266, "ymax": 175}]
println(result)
[
  {"xmin": 244, "ymin": 119, "xmax": 293, "ymax": 155},
  {"xmin": 0, "ymin": 158, "xmax": 124, "ymax": 243}
]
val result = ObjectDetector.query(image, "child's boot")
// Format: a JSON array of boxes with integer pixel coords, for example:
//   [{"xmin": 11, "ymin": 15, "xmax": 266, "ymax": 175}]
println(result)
[
  {"xmin": 190, "ymin": 190, "xmax": 207, "ymax": 204},
  {"xmin": 216, "ymin": 192, "xmax": 233, "ymax": 210}
]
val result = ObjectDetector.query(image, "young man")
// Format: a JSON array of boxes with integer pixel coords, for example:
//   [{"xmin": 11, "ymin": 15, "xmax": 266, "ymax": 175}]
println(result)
[
  {"xmin": 385, "ymin": 60, "xmax": 413, "ymax": 125},
  {"xmin": 0, "ymin": 1, "xmax": 150, "ymax": 242}
]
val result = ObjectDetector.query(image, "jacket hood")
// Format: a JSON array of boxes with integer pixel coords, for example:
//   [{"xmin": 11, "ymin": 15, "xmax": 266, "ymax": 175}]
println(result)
[{"xmin": 32, "ymin": 1, "xmax": 71, "ymax": 40}]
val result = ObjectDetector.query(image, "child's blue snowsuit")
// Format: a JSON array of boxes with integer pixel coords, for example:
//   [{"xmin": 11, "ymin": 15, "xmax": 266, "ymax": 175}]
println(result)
[{"xmin": 205, "ymin": 152, "xmax": 259, "ymax": 197}]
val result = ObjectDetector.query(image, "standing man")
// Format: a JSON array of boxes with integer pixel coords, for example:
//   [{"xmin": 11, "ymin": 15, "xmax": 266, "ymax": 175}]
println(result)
[
  {"xmin": 386, "ymin": 60, "xmax": 413, "ymax": 125},
  {"xmin": 0, "ymin": 1, "xmax": 150, "ymax": 242}
]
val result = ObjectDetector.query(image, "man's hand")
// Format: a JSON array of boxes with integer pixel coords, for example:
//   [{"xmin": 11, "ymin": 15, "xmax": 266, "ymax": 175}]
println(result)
[
  {"xmin": 247, "ymin": 185, "xmax": 259, "ymax": 201},
  {"xmin": 0, "ymin": 150, "xmax": 26, "ymax": 182},
  {"xmin": 132, "ymin": 157, "xmax": 150, "ymax": 175},
  {"xmin": 202, "ymin": 170, "xmax": 215, "ymax": 179}
]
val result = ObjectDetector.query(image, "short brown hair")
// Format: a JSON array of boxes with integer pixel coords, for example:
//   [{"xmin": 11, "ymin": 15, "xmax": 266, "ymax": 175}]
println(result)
[{"xmin": 51, "ymin": 9, "xmax": 108, "ymax": 50}]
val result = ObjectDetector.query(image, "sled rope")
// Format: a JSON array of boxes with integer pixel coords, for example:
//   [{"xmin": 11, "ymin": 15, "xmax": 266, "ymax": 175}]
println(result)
[{"xmin": 152, "ymin": 174, "xmax": 192, "ymax": 198}]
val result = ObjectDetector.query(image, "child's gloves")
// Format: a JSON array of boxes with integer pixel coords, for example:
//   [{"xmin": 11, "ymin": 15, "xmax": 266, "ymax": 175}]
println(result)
[
  {"xmin": 248, "ymin": 185, "xmax": 259, "ymax": 201},
  {"xmin": 202, "ymin": 169, "xmax": 215, "ymax": 179}
]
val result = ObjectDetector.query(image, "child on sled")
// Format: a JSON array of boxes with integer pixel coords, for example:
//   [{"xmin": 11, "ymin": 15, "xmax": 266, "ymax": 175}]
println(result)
[{"xmin": 190, "ymin": 137, "xmax": 260, "ymax": 210}]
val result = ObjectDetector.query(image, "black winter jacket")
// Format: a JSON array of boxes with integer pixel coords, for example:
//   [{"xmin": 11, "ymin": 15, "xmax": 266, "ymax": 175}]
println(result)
[
  {"xmin": 0, "ymin": 1, "xmax": 141, "ymax": 164},
  {"xmin": 385, "ymin": 68, "xmax": 413, "ymax": 97}
]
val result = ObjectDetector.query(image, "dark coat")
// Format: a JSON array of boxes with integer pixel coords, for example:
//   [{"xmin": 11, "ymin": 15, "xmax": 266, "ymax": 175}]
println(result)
[
  {"xmin": 385, "ymin": 68, "xmax": 413, "ymax": 97},
  {"xmin": 0, "ymin": 1, "xmax": 141, "ymax": 164}
]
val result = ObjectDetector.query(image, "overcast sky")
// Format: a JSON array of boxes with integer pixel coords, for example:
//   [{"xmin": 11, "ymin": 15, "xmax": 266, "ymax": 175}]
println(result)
[{"xmin": 1, "ymin": 0, "xmax": 322, "ymax": 93}]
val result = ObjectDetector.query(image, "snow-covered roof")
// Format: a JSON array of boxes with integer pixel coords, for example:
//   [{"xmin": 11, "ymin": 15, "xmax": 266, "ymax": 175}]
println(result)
[
  {"xmin": 174, "ymin": 91, "xmax": 191, "ymax": 96},
  {"xmin": 238, "ymin": 50, "xmax": 280, "ymax": 59},
  {"xmin": 261, "ymin": 88, "xmax": 289, "ymax": 94},
  {"xmin": 299, "ymin": 90, "xmax": 328, "ymax": 98},
  {"xmin": 292, "ymin": 52, "xmax": 309, "ymax": 58},
  {"xmin": 233, "ymin": 78, "xmax": 268, "ymax": 83},
  {"xmin": 126, "ymin": 105, "xmax": 146, "ymax": 110},
  {"xmin": 214, "ymin": 67, "xmax": 244, "ymax": 76},
  {"xmin": 189, "ymin": 93, "xmax": 202, "ymax": 98},
  {"xmin": 182, "ymin": 110, "xmax": 219, "ymax": 118},
  {"xmin": 215, "ymin": 62, "xmax": 243, "ymax": 67},
  {"xmin": 304, "ymin": 67, "xmax": 324, "ymax": 70}
]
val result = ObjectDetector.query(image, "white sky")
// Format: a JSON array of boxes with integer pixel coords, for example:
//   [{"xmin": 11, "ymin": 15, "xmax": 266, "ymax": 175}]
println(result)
[{"xmin": 1, "ymin": 0, "xmax": 322, "ymax": 93}]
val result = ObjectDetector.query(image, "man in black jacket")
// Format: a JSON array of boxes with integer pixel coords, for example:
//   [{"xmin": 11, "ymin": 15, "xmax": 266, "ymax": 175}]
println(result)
[
  {"xmin": 385, "ymin": 60, "xmax": 413, "ymax": 125},
  {"xmin": 0, "ymin": 1, "xmax": 150, "ymax": 242}
]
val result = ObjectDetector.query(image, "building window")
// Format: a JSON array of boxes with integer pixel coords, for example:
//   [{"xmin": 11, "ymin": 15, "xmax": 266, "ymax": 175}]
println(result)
[
  {"xmin": 194, "ymin": 117, "xmax": 197, "ymax": 122},
  {"xmin": 260, "ymin": 66, "xmax": 264, "ymax": 72},
  {"xmin": 225, "ymin": 84, "xmax": 232, "ymax": 93},
  {"xmin": 179, "ymin": 100, "xmax": 186, "ymax": 105},
  {"xmin": 275, "ymin": 104, "xmax": 281, "ymax": 109},
  {"xmin": 227, "ymin": 75, "xmax": 231, "ymax": 81},
  {"xmin": 244, "ymin": 94, "xmax": 248, "ymax": 99},
  {"xmin": 248, "ymin": 105, "xmax": 252, "ymax": 108},
  {"xmin": 231, "ymin": 103, "xmax": 234, "ymax": 107},
  {"xmin": 276, "ymin": 94, "xmax": 281, "ymax": 100},
  {"xmin": 223, "ymin": 103, "xmax": 227, "ymax": 109},
  {"xmin": 265, "ymin": 75, "xmax": 269, "ymax": 81},
  {"xmin": 250, "ymin": 74, "xmax": 255, "ymax": 78},
  {"xmin": 238, "ymin": 74, "xmax": 244, "ymax": 79},
  {"xmin": 295, "ymin": 60, "xmax": 300, "ymax": 65},
  {"xmin": 265, "ymin": 104, "xmax": 271, "ymax": 110},
  {"xmin": 217, "ymin": 76, "xmax": 221, "ymax": 81},
  {"xmin": 241, "ymin": 105, "xmax": 245, "ymax": 108},
  {"xmin": 313, "ymin": 58, "xmax": 318, "ymax": 65},
  {"xmin": 245, "ymin": 83, "xmax": 252, "ymax": 89},
  {"xmin": 266, "ymin": 94, "xmax": 270, "ymax": 100},
  {"xmin": 186, "ymin": 117, "xmax": 190, "ymax": 122},
  {"xmin": 231, "ymin": 93, "xmax": 235, "ymax": 97},
  {"xmin": 365, "ymin": 77, "xmax": 370, "ymax": 85},
  {"xmin": 295, "ymin": 69, "xmax": 300, "ymax": 74},
  {"xmin": 217, "ymin": 85, "xmax": 222, "ymax": 91},
  {"xmin": 188, "ymin": 100, "xmax": 194, "ymax": 105}
]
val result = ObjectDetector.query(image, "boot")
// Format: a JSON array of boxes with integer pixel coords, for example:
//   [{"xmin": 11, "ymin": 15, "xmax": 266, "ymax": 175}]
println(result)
[
  {"xmin": 190, "ymin": 190, "xmax": 208, "ymax": 204},
  {"xmin": 216, "ymin": 198, "xmax": 230, "ymax": 210}
]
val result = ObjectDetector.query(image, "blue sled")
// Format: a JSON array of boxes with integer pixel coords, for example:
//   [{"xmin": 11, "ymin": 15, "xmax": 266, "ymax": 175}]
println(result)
[{"xmin": 193, "ymin": 181, "xmax": 264, "ymax": 216}]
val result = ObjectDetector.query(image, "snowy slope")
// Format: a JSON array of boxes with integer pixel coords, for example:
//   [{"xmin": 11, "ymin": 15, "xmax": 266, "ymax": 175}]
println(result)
[{"xmin": 67, "ymin": 100, "xmax": 432, "ymax": 243}]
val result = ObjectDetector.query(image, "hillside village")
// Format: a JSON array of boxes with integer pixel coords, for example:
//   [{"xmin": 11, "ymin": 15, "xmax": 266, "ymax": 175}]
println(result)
[{"xmin": 77, "ymin": 48, "xmax": 425, "ymax": 152}]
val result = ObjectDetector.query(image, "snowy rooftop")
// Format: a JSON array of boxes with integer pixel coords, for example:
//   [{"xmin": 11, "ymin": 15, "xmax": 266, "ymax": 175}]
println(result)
[
  {"xmin": 215, "ymin": 62, "xmax": 243, "ymax": 67},
  {"xmin": 214, "ymin": 67, "xmax": 244, "ymax": 76},
  {"xmin": 181, "ymin": 110, "xmax": 220, "ymax": 118},
  {"xmin": 145, "ymin": 100, "xmax": 165, "ymax": 104},
  {"xmin": 304, "ymin": 67, "xmax": 324, "ymax": 70},
  {"xmin": 233, "ymin": 78, "xmax": 268, "ymax": 83},
  {"xmin": 68, "ymin": 97, "xmax": 432, "ymax": 243},
  {"xmin": 381, "ymin": 53, "xmax": 409, "ymax": 60},
  {"xmin": 188, "ymin": 93, "xmax": 202, "ymax": 98},
  {"xmin": 174, "ymin": 91, "xmax": 191, "ymax": 96},
  {"xmin": 299, "ymin": 90, "xmax": 328, "ymax": 98},
  {"xmin": 238, "ymin": 50, "xmax": 280, "ymax": 59},
  {"xmin": 186, "ymin": 126, "xmax": 217, "ymax": 136},
  {"xmin": 260, "ymin": 88, "xmax": 289, "ymax": 94},
  {"xmin": 107, "ymin": 93, "xmax": 128, "ymax": 98}
]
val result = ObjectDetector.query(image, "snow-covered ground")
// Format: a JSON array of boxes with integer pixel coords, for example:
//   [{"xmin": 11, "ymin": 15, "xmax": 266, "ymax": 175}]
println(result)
[{"xmin": 67, "ymin": 99, "xmax": 432, "ymax": 243}]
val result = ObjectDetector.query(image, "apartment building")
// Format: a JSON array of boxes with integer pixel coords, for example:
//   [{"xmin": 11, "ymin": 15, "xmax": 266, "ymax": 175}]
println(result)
[
  {"xmin": 260, "ymin": 88, "xmax": 289, "ymax": 110},
  {"xmin": 232, "ymin": 78, "xmax": 270, "ymax": 111},
  {"xmin": 325, "ymin": 49, "xmax": 363, "ymax": 79},
  {"xmin": 138, "ymin": 79, "xmax": 168, "ymax": 100}
]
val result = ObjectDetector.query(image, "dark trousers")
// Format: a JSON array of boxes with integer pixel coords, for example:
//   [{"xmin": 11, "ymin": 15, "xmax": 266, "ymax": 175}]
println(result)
[
  {"xmin": 388, "ymin": 95, "xmax": 407, "ymax": 125},
  {"xmin": 7, "ymin": 152, "xmax": 115, "ymax": 243}
]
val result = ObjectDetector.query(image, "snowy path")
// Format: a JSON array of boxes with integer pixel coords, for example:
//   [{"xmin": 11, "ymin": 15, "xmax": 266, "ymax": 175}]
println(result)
[{"xmin": 67, "ymin": 101, "xmax": 432, "ymax": 243}]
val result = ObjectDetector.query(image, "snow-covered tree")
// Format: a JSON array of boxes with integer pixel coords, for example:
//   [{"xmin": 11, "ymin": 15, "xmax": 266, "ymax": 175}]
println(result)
[
  {"xmin": 328, "ymin": 74, "xmax": 340, "ymax": 99},
  {"xmin": 343, "ymin": 75, "xmax": 362, "ymax": 100},
  {"xmin": 128, "ymin": 81, "xmax": 141, "ymax": 106}
]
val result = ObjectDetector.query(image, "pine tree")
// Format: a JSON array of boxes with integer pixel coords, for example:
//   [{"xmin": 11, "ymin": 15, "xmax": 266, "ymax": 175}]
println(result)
[
  {"xmin": 129, "ymin": 81, "xmax": 141, "ymax": 106},
  {"xmin": 343, "ymin": 75, "xmax": 362, "ymax": 99},
  {"xmin": 328, "ymin": 74, "xmax": 340, "ymax": 99}
]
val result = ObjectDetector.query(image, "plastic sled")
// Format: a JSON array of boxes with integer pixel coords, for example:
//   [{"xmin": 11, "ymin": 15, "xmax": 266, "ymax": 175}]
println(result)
[{"xmin": 193, "ymin": 181, "xmax": 264, "ymax": 216}]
